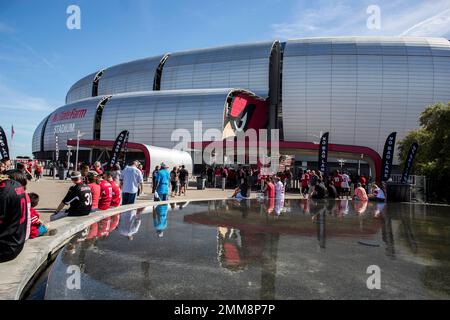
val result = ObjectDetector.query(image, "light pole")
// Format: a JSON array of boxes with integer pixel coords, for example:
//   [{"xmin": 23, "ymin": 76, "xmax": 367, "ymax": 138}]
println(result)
[
  {"xmin": 75, "ymin": 130, "xmax": 85, "ymax": 172},
  {"xmin": 67, "ymin": 146, "xmax": 73, "ymax": 179},
  {"xmin": 337, "ymin": 158, "xmax": 346, "ymax": 171}
]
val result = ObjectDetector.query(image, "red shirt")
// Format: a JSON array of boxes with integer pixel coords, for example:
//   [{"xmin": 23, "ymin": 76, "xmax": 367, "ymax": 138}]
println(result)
[
  {"xmin": 266, "ymin": 182, "xmax": 275, "ymax": 198},
  {"xmin": 360, "ymin": 176, "xmax": 367, "ymax": 186},
  {"xmin": 333, "ymin": 174, "xmax": 343, "ymax": 188},
  {"xmin": 29, "ymin": 207, "xmax": 41, "ymax": 239},
  {"xmin": 99, "ymin": 180, "xmax": 112, "ymax": 210},
  {"xmin": 110, "ymin": 180, "xmax": 121, "ymax": 207},
  {"xmin": 301, "ymin": 173, "xmax": 310, "ymax": 187},
  {"xmin": 95, "ymin": 167, "xmax": 103, "ymax": 175},
  {"xmin": 88, "ymin": 183, "xmax": 100, "ymax": 210}
]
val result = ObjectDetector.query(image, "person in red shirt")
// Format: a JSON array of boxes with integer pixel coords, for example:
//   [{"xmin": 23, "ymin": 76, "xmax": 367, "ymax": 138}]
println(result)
[
  {"xmin": 34, "ymin": 162, "xmax": 43, "ymax": 181},
  {"xmin": 93, "ymin": 161, "xmax": 103, "ymax": 175},
  {"xmin": 28, "ymin": 193, "xmax": 54, "ymax": 238},
  {"xmin": 263, "ymin": 177, "xmax": 275, "ymax": 199},
  {"xmin": 104, "ymin": 171, "xmax": 121, "ymax": 207},
  {"xmin": 98, "ymin": 173, "xmax": 113, "ymax": 210},
  {"xmin": 333, "ymin": 170, "xmax": 343, "ymax": 198},
  {"xmin": 87, "ymin": 171, "xmax": 100, "ymax": 212},
  {"xmin": 300, "ymin": 169, "xmax": 310, "ymax": 197}
]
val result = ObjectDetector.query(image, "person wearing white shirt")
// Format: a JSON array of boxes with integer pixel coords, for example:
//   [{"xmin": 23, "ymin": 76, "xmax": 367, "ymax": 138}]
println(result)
[
  {"xmin": 120, "ymin": 160, "xmax": 144, "ymax": 205},
  {"xmin": 341, "ymin": 172, "xmax": 351, "ymax": 198},
  {"xmin": 275, "ymin": 176, "xmax": 285, "ymax": 199}
]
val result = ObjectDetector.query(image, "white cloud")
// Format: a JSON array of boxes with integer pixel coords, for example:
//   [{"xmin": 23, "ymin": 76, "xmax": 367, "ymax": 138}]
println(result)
[
  {"xmin": 270, "ymin": 0, "xmax": 450, "ymax": 39},
  {"xmin": 400, "ymin": 8, "xmax": 450, "ymax": 36}
]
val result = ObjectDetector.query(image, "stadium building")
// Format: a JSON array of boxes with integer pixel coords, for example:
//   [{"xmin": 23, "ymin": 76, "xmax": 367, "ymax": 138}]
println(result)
[{"xmin": 32, "ymin": 37, "xmax": 450, "ymax": 179}]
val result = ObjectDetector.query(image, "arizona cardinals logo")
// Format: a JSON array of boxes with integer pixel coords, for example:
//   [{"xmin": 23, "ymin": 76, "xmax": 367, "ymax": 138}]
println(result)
[{"xmin": 223, "ymin": 95, "xmax": 269, "ymax": 139}]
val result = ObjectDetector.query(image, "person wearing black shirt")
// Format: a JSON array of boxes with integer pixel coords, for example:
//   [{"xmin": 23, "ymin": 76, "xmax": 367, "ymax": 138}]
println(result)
[
  {"xmin": 178, "ymin": 165, "xmax": 189, "ymax": 196},
  {"xmin": 312, "ymin": 180, "xmax": 326, "ymax": 199},
  {"xmin": 206, "ymin": 167, "xmax": 213, "ymax": 188},
  {"xmin": 0, "ymin": 175, "xmax": 28, "ymax": 262},
  {"xmin": 51, "ymin": 171, "xmax": 92, "ymax": 221},
  {"xmin": 231, "ymin": 181, "xmax": 249, "ymax": 199},
  {"xmin": 327, "ymin": 181, "xmax": 338, "ymax": 199}
]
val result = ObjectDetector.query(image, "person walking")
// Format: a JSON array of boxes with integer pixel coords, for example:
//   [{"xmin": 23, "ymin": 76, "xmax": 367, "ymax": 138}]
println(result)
[
  {"xmin": 206, "ymin": 166, "xmax": 213, "ymax": 188},
  {"xmin": 178, "ymin": 165, "xmax": 189, "ymax": 196},
  {"xmin": 152, "ymin": 165, "xmax": 160, "ymax": 194},
  {"xmin": 154, "ymin": 163, "xmax": 170, "ymax": 201},
  {"xmin": 120, "ymin": 160, "xmax": 144, "ymax": 205},
  {"xmin": 221, "ymin": 166, "xmax": 228, "ymax": 191},
  {"xmin": 170, "ymin": 167, "xmax": 178, "ymax": 197}
]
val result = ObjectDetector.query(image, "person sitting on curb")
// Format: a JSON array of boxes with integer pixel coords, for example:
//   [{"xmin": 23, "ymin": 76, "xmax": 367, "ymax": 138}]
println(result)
[
  {"xmin": 0, "ymin": 172, "xmax": 28, "ymax": 262},
  {"xmin": 368, "ymin": 183, "xmax": 386, "ymax": 202},
  {"xmin": 353, "ymin": 183, "xmax": 369, "ymax": 201},
  {"xmin": 28, "ymin": 193, "xmax": 56, "ymax": 238},
  {"xmin": 87, "ymin": 171, "xmax": 100, "ymax": 213},
  {"xmin": 105, "ymin": 171, "xmax": 121, "ymax": 208},
  {"xmin": 231, "ymin": 179, "xmax": 249, "ymax": 199},
  {"xmin": 98, "ymin": 172, "xmax": 113, "ymax": 211},
  {"xmin": 51, "ymin": 171, "xmax": 92, "ymax": 221}
]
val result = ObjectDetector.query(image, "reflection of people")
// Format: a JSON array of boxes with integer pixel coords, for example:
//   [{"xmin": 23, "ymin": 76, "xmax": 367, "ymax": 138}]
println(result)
[
  {"xmin": 217, "ymin": 227, "xmax": 246, "ymax": 272},
  {"xmin": 368, "ymin": 184, "xmax": 386, "ymax": 202},
  {"xmin": 354, "ymin": 199, "xmax": 368, "ymax": 215},
  {"xmin": 118, "ymin": 209, "xmax": 142, "ymax": 240},
  {"xmin": 274, "ymin": 197, "xmax": 284, "ymax": 216},
  {"xmin": 353, "ymin": 183, "xmax": 368, "ymax": 201},
  {"xmin": 153, "ymin": 204, "xmax": 169, "ymax": 237}
]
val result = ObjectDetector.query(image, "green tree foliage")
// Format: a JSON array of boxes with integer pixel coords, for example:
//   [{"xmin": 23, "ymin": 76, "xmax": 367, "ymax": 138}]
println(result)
[{"xmin": 398, "ymin": 102, "xmax": 450, "ymax": 202}]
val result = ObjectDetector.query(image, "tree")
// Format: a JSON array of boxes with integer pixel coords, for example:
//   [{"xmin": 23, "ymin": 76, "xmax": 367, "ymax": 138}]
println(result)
[{"xmin": 398, "ymin": 102, "xmax": 450, "ymax": 203}]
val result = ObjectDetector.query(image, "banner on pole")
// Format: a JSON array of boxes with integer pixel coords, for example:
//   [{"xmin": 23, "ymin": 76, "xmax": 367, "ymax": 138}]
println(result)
[
  {"xmin": 401, "ymin": 141, "xmax": 419, "ymax": 184},
  {"xmin": 318, "ymin": 132, "xmax": 329, "ymax": 174},
  {"xmin": 0, "ymin": 126, "xmax": 10, "ymax": 159},
  {"xmin": 381, "ymin": 132, "xmax": 397, "ymax": 182},
  {"xmin": 108, "ymin": 130, "xmax": 129, "ymax": 170}
]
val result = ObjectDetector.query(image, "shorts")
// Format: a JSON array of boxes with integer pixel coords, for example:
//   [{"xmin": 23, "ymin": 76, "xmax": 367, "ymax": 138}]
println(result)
[
  {"xmin": 336, "ymin": 187, "xmax": 342, "ymax": 195},
  {"xmin": 342, "ymin": 187, "xmax": 350, "ymax": 193},
  {"xmin": 180, "ymin": 179, "xmax": 187, "ymax": 187},
  {"xmin": 301, "ymin": 186, "xmax": 309, "ymax": 193}
]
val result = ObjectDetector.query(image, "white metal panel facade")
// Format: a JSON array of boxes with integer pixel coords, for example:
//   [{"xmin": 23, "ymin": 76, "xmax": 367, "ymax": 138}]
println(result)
[
  {"xmin": 44, "ymin": 97, "xmax": 106, "ymax": 151},
  {"xmin": 282, "ymin": 37, "xmax": 450, "ymax": 162},
  {"xmin": 32, "ymin": 116, "xmax": 48, "ymax": 153},
  {"xmin": 160, "ymin": 42, "xmax": 275, "ymax": 97},
  {"xmin": 97, "ymin": 55, "xmax": 165, "ymax": 96},
  {"xmin": 100, "ymin": 89, "xmax": 232, "ymax": 149},
  {"xmin": 65, "ymin": 72, "xmax": 97, "ymax": 104},
  {"xmin": 145, "ymin": 145, "xmax": 193, "ymax": 174}
]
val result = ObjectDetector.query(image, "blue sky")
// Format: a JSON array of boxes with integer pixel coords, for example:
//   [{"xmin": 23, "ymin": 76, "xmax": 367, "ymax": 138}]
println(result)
[{"xmin": 1, "ymin": 0, "xmax": 450, "ymax": 157}]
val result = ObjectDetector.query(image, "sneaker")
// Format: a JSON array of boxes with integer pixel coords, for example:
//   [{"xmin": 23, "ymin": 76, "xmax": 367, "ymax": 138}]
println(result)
[{"xmin": 46, "ymin": 229, "xmax": 58, "ymax": 236}]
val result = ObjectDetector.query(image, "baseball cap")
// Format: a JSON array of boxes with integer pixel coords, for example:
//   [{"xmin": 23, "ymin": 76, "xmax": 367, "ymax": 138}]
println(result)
[{"xmin": 70, "ymin": 171, "xmax": 82, "ymax": 179}]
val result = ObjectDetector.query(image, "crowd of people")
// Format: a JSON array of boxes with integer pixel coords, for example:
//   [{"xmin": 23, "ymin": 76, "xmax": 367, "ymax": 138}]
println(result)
[
  {"xmin": 0, "ymin": 157, "xmax": 170, "ymax": 262},
  {"xmin": 1, "ymin": 151, "xmax": 389, "ymax": 263}
]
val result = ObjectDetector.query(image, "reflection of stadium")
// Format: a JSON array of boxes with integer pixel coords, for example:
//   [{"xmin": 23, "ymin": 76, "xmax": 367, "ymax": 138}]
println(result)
[{"xmin": 33, "ymin": 37, "xmax": 450, "ymax": 179}]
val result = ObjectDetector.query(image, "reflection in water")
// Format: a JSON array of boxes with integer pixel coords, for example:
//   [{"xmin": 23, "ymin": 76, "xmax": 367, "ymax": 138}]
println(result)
[
  {"xmin": 118, "ymin": 208, "xmax": 143, "ymax": 240},
  {"xmin": 153, "ymin": 204, "xmax": 169, "ymax": 238},
  {"xmin": 43, "ymin": 199, "xmax": 450, "ymax": 300}
]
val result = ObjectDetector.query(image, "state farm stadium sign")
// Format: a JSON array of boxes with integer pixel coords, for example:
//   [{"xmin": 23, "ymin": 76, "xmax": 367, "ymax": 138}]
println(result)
[
  {"xmin": 51, "ymin": 108, "xmax": 87, "ymax": 134},
  {"xmin": 51, "ymin": 108, "xmax": 87, "ymax": 122}
]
